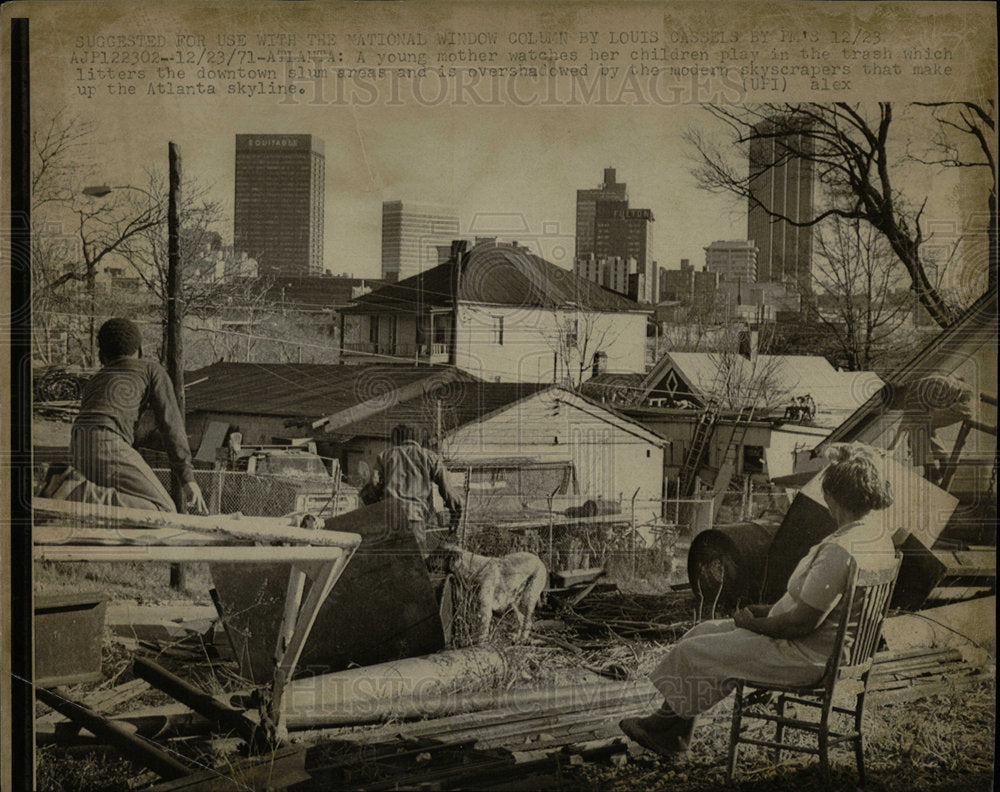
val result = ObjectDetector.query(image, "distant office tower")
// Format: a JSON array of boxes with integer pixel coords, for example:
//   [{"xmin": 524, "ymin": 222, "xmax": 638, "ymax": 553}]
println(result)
[
  {"xmin": 661, "ymin": 259, "xmax": 720, "ymax": 304},
  {"xmin": 234, "ymin": 134, "xmax": 325, "ymax": 277},
  {"xmin": 381, "ymin": 201, "xmax": 461, "ymax": 282},
  {"xmin": 705, "ymin": 240, "xmax": 759, "ymax": 283},
  {"xmin": 576, "ymin": 167, "xmax": 628, "ymax": 260},
  {"xmin": 574, "ymin": 254, "xmax": 633, "ymax": 296},
  {"xmin": 747, "ymin": 118, "xmax": 814, "ymax": 288},
  {"xmin": 575, "ymin": 168, "xmax": 656, "ymax": 302}
]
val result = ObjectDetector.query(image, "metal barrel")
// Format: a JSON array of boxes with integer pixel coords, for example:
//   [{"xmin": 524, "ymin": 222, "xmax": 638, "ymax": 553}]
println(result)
[{"xmin": 687, "ymin": 521, "xmax": 780, "ymax": 606}]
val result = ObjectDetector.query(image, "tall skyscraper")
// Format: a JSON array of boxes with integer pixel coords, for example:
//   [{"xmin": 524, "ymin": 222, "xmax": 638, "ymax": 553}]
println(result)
[
  {"xmin": 575, "ymin": 168, "xmax": 656, "ymax": 302},
  {"xmin": 576, "ymin": 167, "xmax": 628, "ymax": 260},
  {"xmin": 381, "ymin": 201, "xmax": 461, "ymax": 282},
  {"xmin": 747, "ymin": 119, "xmax": 814, "ymax": 288},
  {"xmin": 234, "ymin": 134, "xmax": 325, "ymax": 276}
]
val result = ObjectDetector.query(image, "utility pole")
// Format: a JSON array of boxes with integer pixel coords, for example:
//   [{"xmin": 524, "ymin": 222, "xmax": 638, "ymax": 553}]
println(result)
[
  {"xmin": 166, "ymin": 142, "xmax": 186, "ymax": 590},
  {"xmin": 449, "ymin": 240, "xmax": 466, "ymax": 366}
]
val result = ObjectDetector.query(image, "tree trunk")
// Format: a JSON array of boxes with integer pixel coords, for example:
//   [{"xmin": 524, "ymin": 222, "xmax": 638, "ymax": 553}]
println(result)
[{"xmin": 885, "ymin": 230, "xmax": 954, "ymax": 328}]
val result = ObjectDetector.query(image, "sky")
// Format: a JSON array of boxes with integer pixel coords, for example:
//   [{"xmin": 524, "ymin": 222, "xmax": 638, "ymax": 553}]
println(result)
[
  {"xmin": 43, "ymin": 99, "xmax": 746, "ymax": 280},
  {"xmin": 25, "ymin": 1, "xmax": 990, "ymax": 289},
  {"xmin": 25, "ymin": 3, "xmax": 757, "ymax": 281}
]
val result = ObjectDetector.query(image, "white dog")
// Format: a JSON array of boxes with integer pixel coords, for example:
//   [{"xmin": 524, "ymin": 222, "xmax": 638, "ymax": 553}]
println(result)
[{"xmin": 440, "ymin": 543, "xmax": 547, "ymax": 644}]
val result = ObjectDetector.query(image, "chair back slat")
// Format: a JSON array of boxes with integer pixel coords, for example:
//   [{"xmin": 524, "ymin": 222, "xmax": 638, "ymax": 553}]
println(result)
[
  {"xmin": 845, "ymin": 582, "xmax": 893, "ymax": 666},
  {"xmin": 835, "ymin": 555, "xmax": 902, "ymax": 675}
]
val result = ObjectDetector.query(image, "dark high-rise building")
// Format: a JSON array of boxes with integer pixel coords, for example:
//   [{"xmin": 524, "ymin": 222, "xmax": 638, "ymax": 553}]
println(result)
[
  {"xmin": 747, "ymin": 119, "xmax": 814, "ymax": 288},
  {"xmin": 576, "ymin": 167, "xmax": 628, "ymax": 260},
  {"xmin": 575, "ymin": 168, "xmax": 655, "ymax": 302},
  {"xmin": 234, "ymin": 134, "xmax": 325, "ymax": 276}
]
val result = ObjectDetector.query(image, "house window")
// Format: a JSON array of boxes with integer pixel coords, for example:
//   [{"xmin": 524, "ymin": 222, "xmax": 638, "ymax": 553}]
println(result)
[
  {"xmin": 743, "ymin": 445, "xmax": 765, "ymax": 474},
  {"xmin": 368, "ymin": 317, "xmax": 379, "ymax": 344},
  {"xmin": 491, "ymin": 316, "xmax": 504, "ymax": 345},
  {"xmin": 564, "ymin": 319, "xmax": 578, "ymax": 348}
]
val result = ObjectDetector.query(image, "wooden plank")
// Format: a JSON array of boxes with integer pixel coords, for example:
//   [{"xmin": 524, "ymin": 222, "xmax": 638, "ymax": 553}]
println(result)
[
  {"xmin": 872, "ymin": 671, "xmax": 993, "ymax": 706},
  {"xmin": 35, "ymin": 687, "xmax": 192, "ymax": 780},
  {"xmin": 35, "ymin": 545, "xmax": 346, "ymax": 563},
  {"xmin": 37, "ymin": 679, "xmax": 152, "ymax": 725},
  {"xmin": 327, "ymin": 681, "xmax": 659, "ymax": 746},
  {"xmin": 133, "ymin": 658, "xmax": 263, "ymax": 750},
  {"xmin": 552, "ymin": 568, "xmax": 604, "ymax": 587},
  {"xmin": 33, "ymin": 497, "xmax": 362, "ymax": 549},
  {"xmin": 934, "ymin": 549, "xmax": 996, "ymax": 578},
  {"xmin": 33, "ymin": 525, "xmax": 232, "ymax": 547},
  {"xmin": 195, "ymin": 420, "xmax": 230, "ymax": 463},
  {"xmin": 144, "ymin": 746, "xmax": 308, "ymax": 791}
]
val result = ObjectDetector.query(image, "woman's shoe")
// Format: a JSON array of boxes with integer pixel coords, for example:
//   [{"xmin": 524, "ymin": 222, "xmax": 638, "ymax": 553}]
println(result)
[{"xmin": 619, "ymin": 716, "xmax": 691, "ymax": 758}]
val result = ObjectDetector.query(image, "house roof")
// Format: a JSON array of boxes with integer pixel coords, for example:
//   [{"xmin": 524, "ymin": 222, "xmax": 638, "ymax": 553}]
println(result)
[
  {"xmin": 341, "ymin": 242, "xmax": 647, "ymax": 315},
  {"xmin": 327, "ymin": 381, "xmax": 667, "ymax": 447},
  {"xmin": 579, "ymin": 372, "xmax": 647, "ymax": 404},
  {"xmin": 328, "ymin": 381, "xmax": 554, "ymax": 440},
  {"xmin": 266, "ymin": 276, "xmax": 386, "ymax": 310},
  {"xmin": 639, "ymin": 351, "xmax": 884, "ymax": 422},
  {"xmin": 184, "ymin": 362, "xmax": 476, "ymax": 418},
  {"xmin": 819, "ymin": 286, "xmax": 998, "ymax": 447}
]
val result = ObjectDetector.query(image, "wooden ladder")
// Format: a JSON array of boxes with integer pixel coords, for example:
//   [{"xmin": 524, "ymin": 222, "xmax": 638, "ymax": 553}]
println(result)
[{"xmin": 678, "ymin": 400, "xmax": 720, "ymax": 497}]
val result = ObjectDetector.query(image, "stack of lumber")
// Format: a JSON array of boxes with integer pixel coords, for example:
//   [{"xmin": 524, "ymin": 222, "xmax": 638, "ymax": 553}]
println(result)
[{"xmin": 869, "ymin": 647, "xmax": 994, "ymax": 704}]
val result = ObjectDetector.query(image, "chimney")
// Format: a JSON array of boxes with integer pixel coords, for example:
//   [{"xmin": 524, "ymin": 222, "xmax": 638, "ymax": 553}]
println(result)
[{"xmin": 592, "ymin": 350, "xmax": 608, "ymax": 377}]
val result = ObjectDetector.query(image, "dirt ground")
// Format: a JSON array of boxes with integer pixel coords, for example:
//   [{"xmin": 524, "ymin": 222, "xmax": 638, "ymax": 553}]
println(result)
[
  {"xmin": 564, "ymin": 679, "xmax": 996, "ymax": 792},
  {"xmin": 28, "ymin": 417, "xmax": 996, "ymax": 791},
  {"xmin": 33, "ymin": 563, "xmax": 996, "ymax": 792}
]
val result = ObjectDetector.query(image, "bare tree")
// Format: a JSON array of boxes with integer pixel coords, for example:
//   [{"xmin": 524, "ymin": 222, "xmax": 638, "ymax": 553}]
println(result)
[
  {"xmin": 189, "ymin": 278, "xmax": 277, "ymax": 365},
  {"xmin": 548, "ymin": 310, "xmax": 618, "ymax": 388},
  {"xmin": 806, "ymin": 218, "xmax": 914, "ymax": 371},
  {"xmin": 705, "ymin": 323, "xmax": 787, "ymax": 412},
  {"xmin": 31, "ymin": 110, "xmax": 95, "ymax": 211},
  {"xmin": 120, "ymin": 172, "xmax": 272, "ymax": 356},
  {"xmin": 911, "ymin": 101, "xmax": 997, "ymax": 292},
  {"xmin": 31, "ymin": 110, "xmax": 166, "ymax": 364},
  {"xmin": 686, "ymin": 103, "xmax": 995, "ymax": 329}
]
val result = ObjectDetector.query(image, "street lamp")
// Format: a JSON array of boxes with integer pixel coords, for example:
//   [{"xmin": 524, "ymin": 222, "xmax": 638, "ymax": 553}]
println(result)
[
  {"xmin": 80, "ymin": 182, "xmax": 159, "ymax": 365},
  {"xmin": 81, "ymin": 184, "xmax": 113, "ymax": 198}
]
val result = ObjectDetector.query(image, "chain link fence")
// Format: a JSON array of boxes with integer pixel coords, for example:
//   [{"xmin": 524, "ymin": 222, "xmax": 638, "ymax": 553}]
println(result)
[{"xmin": 151, "ymin": 467, "xmax": 355, "ymax": 519}]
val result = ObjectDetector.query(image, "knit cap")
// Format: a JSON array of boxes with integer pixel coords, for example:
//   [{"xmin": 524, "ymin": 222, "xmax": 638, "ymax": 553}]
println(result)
[{"xmin": 97, "ymin": 318, "xmax": 143, "ymax": 360}]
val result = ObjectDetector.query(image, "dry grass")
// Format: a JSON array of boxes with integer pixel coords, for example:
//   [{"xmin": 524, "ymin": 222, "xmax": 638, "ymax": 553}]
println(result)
[
  {"xmin": 34, "ymin": 560, "xmax": 216, "ymax": 604},
  {"xmin": 567, "ymin": 678, "xmax": 996, "ymax": 792}
]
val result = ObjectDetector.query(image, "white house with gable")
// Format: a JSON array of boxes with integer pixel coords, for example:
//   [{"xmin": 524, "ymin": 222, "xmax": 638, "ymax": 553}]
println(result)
[{"xmin": 340, "ymin": 241, "xmax": 650, "ymax": 385}]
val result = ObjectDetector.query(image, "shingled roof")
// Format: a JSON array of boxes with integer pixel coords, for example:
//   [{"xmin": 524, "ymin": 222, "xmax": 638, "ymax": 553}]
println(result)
[
  {"xmin": 328, "ymin": 381, "xmax": 554, "ymax": 440},
  {"xmin": 184, "ymin": 362, "xmax": 476, "ymax": 418},
  {"xmin": 341, "ymin": 242, "xmax": 646, "ymax": 315}
]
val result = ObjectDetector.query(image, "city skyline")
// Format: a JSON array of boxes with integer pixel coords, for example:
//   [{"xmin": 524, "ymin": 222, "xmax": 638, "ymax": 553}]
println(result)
[
  {"xmin": 36, "ymin": 100, "xmax": 750, "ymax": 280},
  {"xmin": 27, "ymin": 6, "xmax": 981, "ymax": 290},
  {"xmin": 30, "ymin": 100, "xmax": 977, "ymax": 293}
]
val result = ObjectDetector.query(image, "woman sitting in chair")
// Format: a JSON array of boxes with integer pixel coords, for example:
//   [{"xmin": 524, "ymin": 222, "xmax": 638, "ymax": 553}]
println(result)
[{"xmin": 621, "ymin": 444, "xmax": 897, "ymax": 758}]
